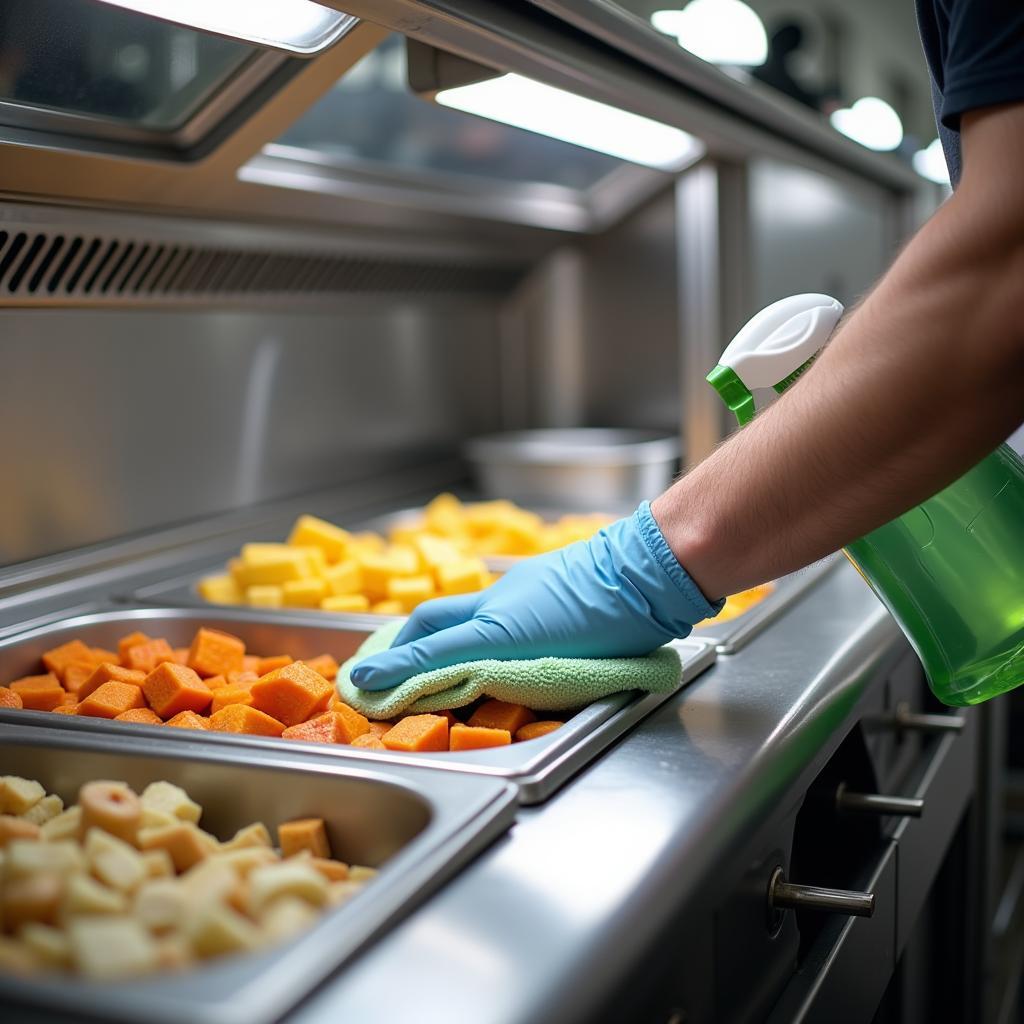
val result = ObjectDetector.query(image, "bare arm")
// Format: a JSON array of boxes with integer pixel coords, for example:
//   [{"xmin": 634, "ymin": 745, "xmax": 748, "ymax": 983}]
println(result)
[{"xmin": 652, "ymin": 102, "xmax": 1024, "ymax": 600}]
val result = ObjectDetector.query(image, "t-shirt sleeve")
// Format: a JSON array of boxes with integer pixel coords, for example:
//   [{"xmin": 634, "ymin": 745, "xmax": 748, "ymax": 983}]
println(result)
[{"xmin": 939, "ymin": 0, "xmax": 1024, "ymax": 127}]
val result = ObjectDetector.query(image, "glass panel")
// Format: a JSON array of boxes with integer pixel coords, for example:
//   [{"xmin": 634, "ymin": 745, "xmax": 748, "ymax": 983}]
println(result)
[
  {"xmin": 275, "ymin": 35, "xmax": 623, "ymax": 191},
  {"xmin": 0, "ymin": 0, "xmax": 256, "ymax": 131}
]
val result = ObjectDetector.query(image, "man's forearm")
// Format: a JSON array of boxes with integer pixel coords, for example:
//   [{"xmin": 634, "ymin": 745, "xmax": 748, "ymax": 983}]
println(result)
[{"xmin": 652, "ymin": 104, "xmax": 1024, "ymax": 601}]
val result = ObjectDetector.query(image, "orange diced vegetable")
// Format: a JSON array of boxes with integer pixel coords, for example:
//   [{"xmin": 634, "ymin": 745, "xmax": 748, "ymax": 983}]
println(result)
[
  {"xmin": 203, "ymin": 674, "xmax": 227, "ymax": 691},
  {"xmin": 0, "ymin": 687, "xmax": 23, "ymax": 709},
  {"xmin": 278, "ymin": 818, "xmax": 331, "ymax": 858},
  {"xmin": 9, "ymin": 674, "xmax": 64, "ymax": 712},
  {"xmin": 211, "ymin": 687, "xmax": 255, "ymax": 714},
  {"xmin": 208, "ymin": 704, "xmax": 285, "ymax": 737},
  {"xmin": 90, "ymin": 647, "xmax": 120, "ymax": 666},
  {"xmin": 142, "ymin": 663, "xmax": 213, "ymax": 719},
  {"xmin": 242, "ymin": 655, "xmax": 261, "ymax": 674},
  {"xmin": 41, "ymin": 639, "xmax": 94, "ymax": 682},
  {"xmin": 382, "ymin": 714, "xmax": 449, "ymax": 753},
  {"xmin": 257, "ymin": 655, "xmax": 292, "ymax": 675},
  {"xmin": 515, "ymin": 720, "xmax": 563, "ymax": 742},
  {"xmin": 52, "ymin": 703, "xmax": 79, "ymax": 716},
  {"xmin": 250, "ymin": 663, "xmax": 332, "ymax": 727},
  {"xmin": 467, "ymin": 699, "xmax": 536, "ymax": 735},
  {"xmin": 172, "ymin": 647, "xmax": 190, "ymax": 665},
  {"xmin": 76, "ymin": 663, "xmax": 146, "ymax": 702},
  {"xmin": 282, "ymin": 706, "xmax": 368, "ymax": 744},
  {"xmin": 78, "ymin": 681, "xmax": 146, "ymax": 719},
  {"xmin": 225, "ymin": 671, "xmax": 259, "ymax": 690},
  {"xmin": 350, "ymin": 733, "xmax": 386, "ymax": 749},
  {"xmin": 115, "ymin": 707, "xmax": 163, "ymax": 726},
  {"xmin": 365, "ymin": 721, "xmax": 392, "ymax": 739},
  {"xmin": 123, "ymin": 638, "xmax": 176, "ymax": 674},
  {"xmin": 187, "ymin": 627, "xmax": 245, "ymax": 678},
  {"xmin": 302, "ymin": 655, "xmax": 339, "ymax": 681},
  {"xmin": 449, "ymin": 724, "xmax": 512, "ymax": 751},
  {"xmin": 165, "ymin": 710, "xmax": 210, "ymax": 730},
  {"xmin": 63, "ymin": 661, "xmax": 98, "ymax": 696},
  {"xmin": 117, "ymin": 631, "xmax": 151, "ymax": 662}
]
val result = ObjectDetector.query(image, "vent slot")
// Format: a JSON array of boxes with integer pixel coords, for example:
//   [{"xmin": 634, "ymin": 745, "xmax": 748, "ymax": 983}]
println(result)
[{"xmin": 0, "ymin": 218, "xmax": 522, "ymax": 306}]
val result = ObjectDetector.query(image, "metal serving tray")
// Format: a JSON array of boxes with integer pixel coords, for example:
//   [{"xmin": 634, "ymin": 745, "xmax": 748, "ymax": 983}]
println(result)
[
  {"xmin": 690, "ymin": 555, "xmax": 840, "ymax": 654},
  {"xmin": 0, "ymin": 607, "xmax": 716, "ymax": 804},
  {"xmin": 0, "ymin": 723, "xmax": 516, "ymax": 1024}
]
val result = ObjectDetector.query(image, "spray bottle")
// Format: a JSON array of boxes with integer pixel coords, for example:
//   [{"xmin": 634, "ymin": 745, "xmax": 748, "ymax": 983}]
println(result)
[{"xmin": 708, "ymin": 294, "xmax": 1024, "ymax": 706}]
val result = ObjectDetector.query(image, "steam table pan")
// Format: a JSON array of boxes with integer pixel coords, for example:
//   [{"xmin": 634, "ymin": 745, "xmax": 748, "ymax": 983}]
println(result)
[
  {"xmin": 0, "ymin": 607, "xmax": 716, "ymax": 804},
  {"xmin": 0, "ymin": 722, "xmax": 516, "ymax": 1024}
]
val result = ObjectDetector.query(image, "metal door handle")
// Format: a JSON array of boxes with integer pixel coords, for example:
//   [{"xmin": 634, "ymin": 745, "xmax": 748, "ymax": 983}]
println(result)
[
  {"xmin": 835, "ymin": 783, "xmax": 924, "ymax": 817},
  {"xmin": 768, "ymin": 867, "xmax": 875, "ymax": 918},
  {"xmin": 893, "ymin": 702, "xmax": 966, "ymax": 734}
]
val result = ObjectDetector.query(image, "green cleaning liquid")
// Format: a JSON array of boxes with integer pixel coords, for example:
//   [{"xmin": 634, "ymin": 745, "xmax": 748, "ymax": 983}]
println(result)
[{"xmin": 709, "ymin": 294, "xmax": 1024, "ymax": 706}]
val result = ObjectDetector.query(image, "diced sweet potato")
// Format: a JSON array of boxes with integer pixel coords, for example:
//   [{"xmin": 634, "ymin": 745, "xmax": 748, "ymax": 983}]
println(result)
[
  {"xmin": 449, "ymin": 724, "xmax": 512, "ymax": 751},
  {"xmin": 63, "ymin": 661, "xmax": 98, "ymax": 696},
  {"xmin": 278, "ymin": 818, "xmax": 331, "ymax": 859},
  {"xmin": 77, "ymin": 663, "xmax": 147, "ymax": 702},
  {"xmin": 9, "ymin": 674, "xmax": 64, "ymax": 712},
  {"xmin": 250, "ymin": 663, "xmax": 332, "ymax": 727},
  {"xmin": 51, "ymin": 703, "xmax": 79, "ymax": 716},
  {"xmin": 365, "ymin": 721, "xmax": 392, "ymax": 739},
  {"xmin": 0, "ymin": 686, "xmax": 23, "ymax": 709},
  {"xmin": 114, "ymin": 707, "xmax": 163, "ymax": 726},
  {"xmin": 467, "ymin": 699, "xmax": 536, "ymax": 735},
  {"xmin": 117, "ymin": 631, "xmax": 151, "ymax": 663},
  {"xmin": 143, "ymin": 663, "xmax": 212, "ymax": 719},
  {"xmin": 281, "ymin": 707, "xmax": 368, "ymax": 744},
  {"xmin": 226, "ymin": 671, "xmax": 259, "ymax": 689},
  {"xmin": 350, "ymin": 733, "xmax": 386, "ymax": 749},
  {"xmin": 515, "ymin": 720, "xmax": 563, "ymax": 742},
  {"xmin": 208, "ymin": 704, "xmax": 285, "ymax": 737},
  {"xmin": 382, "ymin": 715, "xmax": 449, "ymax": 753},
  {"xmin": 242, "ymin": 655, "xmax": 261, "ymax": 673},
  {"xmin": 203, "ymin": 674, "xmax": 227, "ymax": 691},
  {"xmin": 78, "ymin": 681, "xmax": 146, "ymax": 719},
  {"xmin": 41, "ymin": 640, "xmax": 94, "ymax": 682},
  {"xmin": 211, "ymin": 687, "xmax": 254, "ymax": 714},
  {"xmin": 165, "ymin": 710, "xmax": 210, "ymax": 730},
  {"xmin": 123, "ymin": 638, "xmax": 176, "ymax": 674},
  {"xmin": 90, "ymin": 647, "xmax": 120, "ymax": 666},
  {"xmin": 187, "ymin": 627, "xmax": 245, "ymax": 678},
  {"xmin": 172, "ymin": 647, "xmax": 190, "ymax": 665},
  {"xmin": 257, "ymin": 654, "xmax": 292, "ymax": 675},
  {"xmin": 302, "ymin": 654, "xmax": 339, "ymax": 680}
]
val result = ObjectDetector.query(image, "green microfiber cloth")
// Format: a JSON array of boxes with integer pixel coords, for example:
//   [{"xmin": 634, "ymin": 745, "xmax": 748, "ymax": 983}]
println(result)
[{"xmin": 336, "ymin": 620, "xmax": 683, "ymax": 720}]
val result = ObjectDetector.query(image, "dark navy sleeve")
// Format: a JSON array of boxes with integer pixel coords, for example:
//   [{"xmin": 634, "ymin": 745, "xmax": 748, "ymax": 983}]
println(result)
[{"xmin": 938, "ymin": 0, "xmax": 1024, "ymax": 128}]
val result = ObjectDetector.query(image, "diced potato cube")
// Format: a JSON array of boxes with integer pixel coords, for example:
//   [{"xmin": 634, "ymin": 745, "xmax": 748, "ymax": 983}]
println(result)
[
  {"xmin": 260, "ymin": 896, "xmax": 317, "ymax": 940},
  {"xmin": 291, "ymin": 545, "xmax": 328, "ymax": 577},
  {"xmin": 370, "ymin": 600, "xmax": 405, "ymax": 616},
  {"xmin": 67, "ymin": 916, "xmax": 158, "ymax": 979},
  {"xmin": 138, "ymin": 822, "xmax": 217, "ymax": 873},
  {"xmin": 133, "ymin": 879, "xmax": 187, "ymax": 934},
  {"xmin": 141, "ymin": 806, "xmax": 178, "ymax": 830},
  {"xmin": 19, "ymin": 922, "xmax": 70, "ymax": 969},
  {"xmin": 20, "ymin": 794, "xmax": 63, "ymax": 826},
  {"xmin": 0, "ymin": 815, "xmax": 40, "ymax": 847},
  {"xmin": 187, "ymin": 902, "xmax": 260, "ymax": 959},
  {"xmin": 84, "ymin": 828, "xmax": 147, "ymax": 893},
  {"xmin": 141, "ymin": 848, "xmax": 176, "ymax": 879},
  {"xmin": 140, "ymin": 781, "xmax": 202, "ymax": 825},
  {"xmin": 240, "ymin": 542, "xmax": 294, "ymax": 565},
  {"xmin": 348, "ymin": 865, "xmax": 378, "ymax": 883},
  {"xmin": 39, "ymin": 806, "xmax": 82, "ymax": 842},
  {"xmin": 325, "ymin": 880, "xmax": 365, "ymax": 907},
  {"xmin": 180, "ymin": 859, "xmax": 236, "ymax": 905},
  {"xmin": 63, "ymin": 872, "xmax": 128, "ymax": 916},
  {"xmin": 0, "ymin": 776, "xmax": 45, "ymax": 816},
  {"xmin": 248, "ymin": 861, "xmax": 327, "ymax": 916},
  {"xmin": 436, "ymin": 559, "xmax": 489, "ymax": 596},
  {"xmin": 6, "ymin": 839, "xmax": 84, "ymax": 878},
  {"xmin": 320, "ymin": 594, "xmax": 371, "ymax": 614},
  {"xmin": 386, "ymin": 574, "xmax": 436, "ymax": 611},
  {"xmin": 322, "ymin": 559, "xmax": 362, "ymax": 596},
  {"xmin": 198, "ymin": 574, "xmax": 243, "ymax": 605},
  {"xmin": 282, "ymin": 577, "xmax": 328, "ymax": 608},
  {"xmin": 246, "ymin": 585, "xmax": 284, "ymax": 607},
  {"xmin": 153, "ymin": 933, "xmax": 194, "ymax": 972},
  {"xmin": 2, "ymin": 873, "xmax": 63, "ymax": 929},
  {"xmin": 215, "ymin": 846, "xmax": 278, "ymax": 879},
  {"xmin": 231, "ymin": 551, "xmax": 308, "ymax": 588},
  {"xmin": 220, "ymin": 822, "xmax": 272, "ymax": 852},
  {"xmin": 0, "ymin": 935, "xmax": 41, "ymax": 974},
  {"xmin": 278, "ymin": 818, "xmax": 331, "ymax": 859},
  {"xmin": 287, "ymin": 515, "xmax": 352, "ymax": 563}
]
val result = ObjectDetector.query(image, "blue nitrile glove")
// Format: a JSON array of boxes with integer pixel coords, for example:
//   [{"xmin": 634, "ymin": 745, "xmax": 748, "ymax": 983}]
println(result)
[{"xmin": 350, "ymin": 500, "xmax": 724, "ymax": 691}]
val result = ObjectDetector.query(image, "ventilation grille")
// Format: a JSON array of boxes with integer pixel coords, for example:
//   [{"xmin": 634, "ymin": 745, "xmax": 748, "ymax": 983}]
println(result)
[{"xmin": 0, "ymin": 227, "xmax": 521, "ymax": 305}]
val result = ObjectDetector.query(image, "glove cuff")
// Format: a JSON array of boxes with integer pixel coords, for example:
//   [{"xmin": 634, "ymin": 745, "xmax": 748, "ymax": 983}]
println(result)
[{"xmin": 635, "ymin": 501, "xmax": 725, "ymax": 622}]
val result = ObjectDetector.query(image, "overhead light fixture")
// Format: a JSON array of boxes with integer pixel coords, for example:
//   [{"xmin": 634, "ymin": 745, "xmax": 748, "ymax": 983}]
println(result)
[
  {"xmin": 912, "ymin": 137, "xmax": 951, "ymax": 185},
  {"xmin": 651, "ymin": 0, "xmax": 768, "ymax": 67},
  {"xmin": 435, "ymin": 73, "xmax": 704, "ymax": 171},
  {"xmin": 93, "ymin": 0, "xmax": 357, "ymax": 55},
  {"xmin": 829, "ymin": 97, "xmax": 904, "ymax": 151}
]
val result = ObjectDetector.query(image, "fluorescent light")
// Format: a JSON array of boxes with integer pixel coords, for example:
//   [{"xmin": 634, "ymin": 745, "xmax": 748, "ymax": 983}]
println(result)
[
  {"xmin": 652, "ymin": 1, "xmax": 767, "ymax": 67},
  {"xmin": 93, "ymin": 0, "xmax": 357, "ymax": 55},
  {"xmin": 912, "ymin": 137, "xmax": 951, "ymax": 185},
  {"xmin": 436, "ymin": 73, "xmax": 704, "ymax": 171},
  {"xmin": 829, "ymin": 97, "xmax": 904, "ymax": 151}
]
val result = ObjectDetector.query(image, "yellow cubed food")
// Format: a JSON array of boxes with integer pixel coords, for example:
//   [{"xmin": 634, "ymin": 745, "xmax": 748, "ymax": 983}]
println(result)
[
  {"xmin": 356, "ymin": 552, "xmax": 394, "ymax": 601},
  {"xmin": 423, "ymin": 493, "xmax": 465, "ymax": 534},
  {"xmin": 386, "ymin": 574, "xmax": 436, "ymax": 612},
  {"xmin": 437, "ymin": 559, "xmax": 489, "ymax": 596},
  {"xmin": 246, "ymin": 585, "xmax": 284, "ymax": 608},
  {"xmin": 198, "ymin": 575, "xmax": 242, "ymax": 605},
  {"xmin": 387, "ymin": 523, "xmax": 425, "ymax": 548},
  {"xmin": 287, "ymin": 514, "xmax": 352, "ymax": 563},
  {"xmin": 371, "ymin": 600, "xmax": 405, "ymax": 616},
  {"xmin": 322, "ymin": 559, "xmax": 363, "ymax": 596},
  {"xmin": 412, "ymin": 534, "xmax": 463, "ymax": 571},
  {"xmin": 230, "ymin": 551, "xmax": 308, "ymax": 587},
  {"xmin": 291, "ymin": 545, "xmax": 328, "ymax": 577},
  {"xmin": 320, "ymin": 594, "xmax": 371, "ymax": 614},
  {"xmin": 240, "ymin": 543, "xmax": 293, "ymax": 565},
  {"xmin": 388, "ymin": 545, "xmax": 420, "ymax": 577},
  {"xmin": 282, "ymin": 577, "xmax": 328, "ymax": 608}
]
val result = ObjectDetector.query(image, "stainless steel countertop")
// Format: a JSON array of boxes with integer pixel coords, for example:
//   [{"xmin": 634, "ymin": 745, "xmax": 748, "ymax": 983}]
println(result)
[{"xmin": 289, "ymin": 562, "xmax": 900, "ymax": 1024}]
